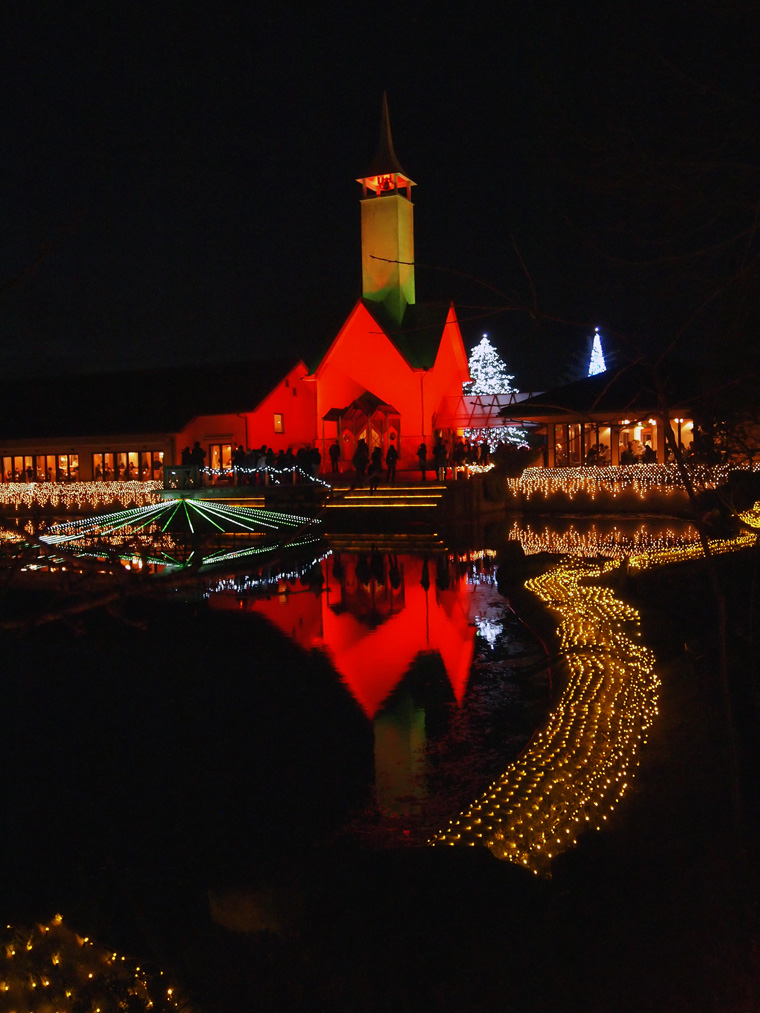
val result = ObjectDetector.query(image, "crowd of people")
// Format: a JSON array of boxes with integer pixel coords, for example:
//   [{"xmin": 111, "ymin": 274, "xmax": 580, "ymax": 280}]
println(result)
[
  {"xmin": 345, "ymin": 435, "xmax": 491, "ymax": 490},
  {"xmin": 583, "ymin": 440, "xmax": 658, "ymax": 465},
  {"xmin": 176, "ymin": 434, "xmax": 494, "ymax": 489},
  {"xmin": 349, "ymin": 438, "xmax": 400, "ymax": 491},
  {"xmin": 428, "ymin": 437, "xmax": 490, "ymax": 481},
  {"xmin": 618, "ymin": 439, "xmax": 658, "ymax": 464},
  {"xmin": 180, "ymin": 442, "xmax": 323, "ymax": 486}
]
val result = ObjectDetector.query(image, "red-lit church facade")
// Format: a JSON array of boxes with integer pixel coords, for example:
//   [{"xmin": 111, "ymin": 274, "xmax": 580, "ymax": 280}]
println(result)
[
  {"xmin": 309, "ymin": 99, "xmax": 471, "ymax": 467},
  {"xmin": 312, "ymin": 299, "xmax": 470, "ymax": 470},
  {"xmin": 185, "ymin": 96, "xmax": 473, "ymax": 473}
]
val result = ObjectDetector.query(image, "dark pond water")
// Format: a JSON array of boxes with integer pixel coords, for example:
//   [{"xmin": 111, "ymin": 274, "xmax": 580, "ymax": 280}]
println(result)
[
  {"xmin": 0, "ymin": 517, "xmax": 705, "ymax": 1008},
  {"xmin": 0, "ymin": 539, "xmax": 549, "ymax": 968}
]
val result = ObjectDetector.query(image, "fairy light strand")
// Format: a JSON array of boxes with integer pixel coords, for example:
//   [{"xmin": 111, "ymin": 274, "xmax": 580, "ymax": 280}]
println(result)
[
  {"xmin": 0, "ymin": 914, "xmax": 191, "ymax": 1011},
  {"xmin": 430, "ymin": 520, "xmax": 759, "ymax": 874},
  {"xmin": 511, "ymin": 462, "xmax": 760, "ymax": 500}
]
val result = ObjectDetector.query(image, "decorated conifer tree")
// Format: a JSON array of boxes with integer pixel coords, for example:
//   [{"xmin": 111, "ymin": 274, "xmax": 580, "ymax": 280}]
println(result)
[
  {"xmin": 463, "ymin": 334, "xmax": 527, "ymax": 449},
  {"xmin": 588, "ymin": 327, "xmax": 607, "ymax": 376},
  {"xmin": 465, "ymin": 334, "xmax": 516, "ymax": 394}
]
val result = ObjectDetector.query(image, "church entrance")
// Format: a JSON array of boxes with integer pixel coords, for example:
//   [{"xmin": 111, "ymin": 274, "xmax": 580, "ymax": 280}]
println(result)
[{"xmin": 322, "ymin": 392, "xmax": 400, "ymax": 468}]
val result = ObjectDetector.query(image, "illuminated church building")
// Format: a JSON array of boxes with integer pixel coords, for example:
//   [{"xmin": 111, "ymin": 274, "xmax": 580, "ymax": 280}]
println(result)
[
  {"xmin": 0, "ymin": 99, "xmax": 470, "ymax": 483},
  {"xmin": 312, "ymin": 96, "xmax": 471, "ymax": 468},
  {"xmin": 1, "ymin": 101, "xmax": 705, "ymax": 483}
]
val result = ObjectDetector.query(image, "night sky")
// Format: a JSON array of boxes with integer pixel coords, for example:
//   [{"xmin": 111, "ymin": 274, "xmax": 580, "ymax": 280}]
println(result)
[{"xmin": 2, "ymin": 2, "xmax": 759, "ymax": 387}]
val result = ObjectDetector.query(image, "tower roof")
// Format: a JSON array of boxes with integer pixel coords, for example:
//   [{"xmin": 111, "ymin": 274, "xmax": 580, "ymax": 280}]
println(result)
[{"xmin": 357, "ymin": 93, "xmax": 416, "ymax": 194}]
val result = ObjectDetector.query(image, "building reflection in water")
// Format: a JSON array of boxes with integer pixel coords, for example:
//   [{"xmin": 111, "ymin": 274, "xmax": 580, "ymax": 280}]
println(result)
[
  {"xmin": 210, "ymin": 551, "xmax": 498, "ymax": 814},
  {"xmin": 206, "ymin": 518, "xmax": 705, "ymax": 826}
]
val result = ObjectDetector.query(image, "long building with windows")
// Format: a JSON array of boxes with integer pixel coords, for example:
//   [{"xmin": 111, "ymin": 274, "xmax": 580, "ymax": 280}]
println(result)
[
  {"xmin": 0, "ymin": 358, "xmax": 315, "ymax": 483},
  {"xmin": 501, "ymin": 361, "xmax": 697, "ymax": 466}
]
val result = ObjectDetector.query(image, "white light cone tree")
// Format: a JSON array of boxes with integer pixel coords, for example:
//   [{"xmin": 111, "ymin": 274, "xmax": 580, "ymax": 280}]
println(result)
[{"xmin": 464, "ymin": 335, "xmax": 528, "ymax": 449}]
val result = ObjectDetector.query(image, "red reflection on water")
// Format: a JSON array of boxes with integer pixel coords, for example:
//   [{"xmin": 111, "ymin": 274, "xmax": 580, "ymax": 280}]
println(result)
[{"xmin": 214, "ymin": 554, "xmax": 477, "ymax": 719}]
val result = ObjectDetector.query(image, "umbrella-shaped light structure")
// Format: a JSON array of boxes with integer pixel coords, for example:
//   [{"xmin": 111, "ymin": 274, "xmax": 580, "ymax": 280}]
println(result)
[{"xmin": 40, "ymin": 498, "xmax": 322, "ymax": 571}]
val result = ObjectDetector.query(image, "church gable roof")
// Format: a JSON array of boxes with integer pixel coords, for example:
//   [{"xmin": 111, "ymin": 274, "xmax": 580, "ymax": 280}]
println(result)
[
  {"xmin": 311, "ymin": 298, "xmax": 455, "ymax": 377},
  {"xmin": 361, "ymin": 299, "xmax": 455, "ymax": 370}
]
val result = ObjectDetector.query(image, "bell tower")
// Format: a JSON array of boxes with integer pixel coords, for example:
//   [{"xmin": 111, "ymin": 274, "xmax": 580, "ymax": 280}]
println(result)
[{"xmin": 357, "ymin": 94, "xmax": 416, "ymax": 325}]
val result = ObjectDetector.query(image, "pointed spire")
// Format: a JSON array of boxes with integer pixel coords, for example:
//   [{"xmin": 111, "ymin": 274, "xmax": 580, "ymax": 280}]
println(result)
[
  {"xmin": 357, "ymin": 93, "xmax": 416, "ymax": 197},
  {"xmin": 357, "ymin": 93, "xmax": 416, "ymax": 322}
]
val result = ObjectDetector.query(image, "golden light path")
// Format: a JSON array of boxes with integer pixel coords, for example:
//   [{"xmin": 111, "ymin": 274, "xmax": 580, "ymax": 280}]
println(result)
[{"xmin": 430, "ymin": 522, "xmax": 759, "ymax": 875}]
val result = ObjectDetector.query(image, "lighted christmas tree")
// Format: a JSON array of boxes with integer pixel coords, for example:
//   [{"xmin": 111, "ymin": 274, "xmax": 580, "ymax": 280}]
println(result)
[
  {"xmin": 465, "ymin": 334, "xmax": 516, "ymax": 394},
  {"xmin": 463, "ymin": 334, "xmax": 527, "ymax": 449},
  {"xmin": 588, "ymin": 327, "xmax": 607, "ymax": 376}
]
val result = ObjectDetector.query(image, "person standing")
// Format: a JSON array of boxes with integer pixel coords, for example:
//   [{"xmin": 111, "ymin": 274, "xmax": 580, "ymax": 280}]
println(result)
[
  {"xmin": 452, "ymin": 439, "xmax": 466, "ymax": 478},
  {"xmin": 190, "ymin": 441, "xmax": 206, "ymax": 486},
  {"xmin": 232, "ymin": 445, "xmax": 246, "ymax": 485},
  {"xmin": 351, "ymin": 438, "xmax": 369, "ymax": 489},
  {"xmin": 368, "ymin": 450, "xmax": 382, "ymax": 494},
  {"xmin": 310, "ymin": 444, "xmax": 321, "ymax": 479},
  {"xmin": 434, "ymin": 438, "xmax": 448, "ymax": 481},
  {"xmin": 265, "ymin": 446, "xmax": 275, "ymax": 484},
  {"xmin": 417, "ymin": 441, "xmax": 428, "ymax": 481},
  {"xmin": 385, "ymin": 440, "xmax": 398, "ymax": 484},
  {"xmin": 329, "ymin": 440, "xmax": 340, "ymax": 474}
]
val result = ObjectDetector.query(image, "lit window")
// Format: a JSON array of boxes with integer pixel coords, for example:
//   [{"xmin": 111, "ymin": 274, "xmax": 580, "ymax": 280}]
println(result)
[{"xmin": 274, "ymin": 413, "xmax": 284, "ymax": 434}]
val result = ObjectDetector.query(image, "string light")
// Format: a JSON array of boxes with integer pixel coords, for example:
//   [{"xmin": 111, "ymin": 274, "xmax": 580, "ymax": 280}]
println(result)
[
  {"xmin": 588, "ymin": 326, "xmax": 606, "ymax": 376},
  {"xmin": 430, "ymin": 519, "xmax": 759, "ymax": 874},
  {"xmin": 0, "ymin": 915, "xmax": 190, "ymax": 1011},
  {"xmin": 739, "ymin": 502, "xmax": 760, "ymax": 529},
  {"xmin": 463, "ymin": 334, "xmax": 529, "ymax": 448},
  {"xmin": 0, "ymin": 480, "xmax": 163, "ymax": 511},
  {"xmin": 206, "ymin": 548, "xmax": 332, "ymax": 597},
  {"xmin": 462, "ymin": 427, "xmax": 529, "ymax": 450},
  {"xmin": 41, "ymin": 500, "xmax": 318, "ymax": 544},
  {"xmin": 512, "ymin": 462, "xmax": 760, "ymax": 501},
  {"xmin": 201, "ymin": 464, "xmax": 332, "ymax": 489},
  {"xmin": 30, "ymin": 499, "xmax": 324, "ymax": 574},
  {"xmin": 456, "ymin": 549, "xmax": 498, "ymax": 585},
  {"xmin": 508, "ymin": 520, "xmax": 702, "ymax": 559}
]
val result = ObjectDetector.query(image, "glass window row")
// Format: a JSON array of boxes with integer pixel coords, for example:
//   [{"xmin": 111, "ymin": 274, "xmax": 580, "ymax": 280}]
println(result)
[
  {"xmin": 1, "ymin": 450, "xmax": 164, "ymax": 482},
  {"xmin": 92, "ymin": 451, "xmax": 164, "ymax": 481},
  {"xmin": 3, "ymin": 454, "xmax": 79, "ymax": 483}
]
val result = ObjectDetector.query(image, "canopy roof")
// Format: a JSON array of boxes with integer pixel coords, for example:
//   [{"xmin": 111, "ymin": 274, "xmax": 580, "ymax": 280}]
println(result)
[
  {"xmin": 434, "ymin": 392, "xmax": 534, "ymax": 430},
  {"xmin": 323, "ymin": 390, "xmax": 399, "ymax": 422}
]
